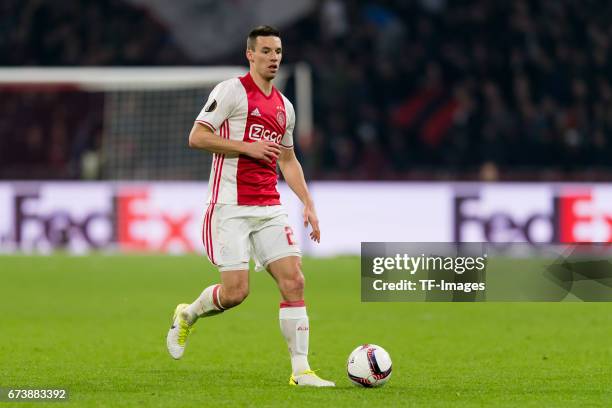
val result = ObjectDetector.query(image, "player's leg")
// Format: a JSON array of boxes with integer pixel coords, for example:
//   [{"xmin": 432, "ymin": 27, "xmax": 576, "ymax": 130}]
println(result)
[
  {"xmin": 167, "ymin": 204, "xmax": 250, "ymax": 359},
  {"xmin": 183, "ymin": 269, "xmax": 249, "ymax": 323},
  {"xmin": 251, "ymin": 207, "xmax": 334, "ymax": 386},
  {"xmin": 266, "ymin": 257, "xmax": 334, "ymax": 387},
  {"xmin": 167, "ymin": 270, "xmax": 248, "ymax": 360},
  {"xmin": 267, "ymin": 256, "xmax": 309, "ymax": 372},
  {"xmin": 185, "ymin": 204, "xmax": 252, "ymax": 318}
]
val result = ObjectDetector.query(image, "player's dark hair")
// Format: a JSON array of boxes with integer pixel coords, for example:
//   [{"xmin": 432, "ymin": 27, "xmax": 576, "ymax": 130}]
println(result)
[{"xmin": 247, "ymin": 25, "xmax": 281, "ymax": 50}]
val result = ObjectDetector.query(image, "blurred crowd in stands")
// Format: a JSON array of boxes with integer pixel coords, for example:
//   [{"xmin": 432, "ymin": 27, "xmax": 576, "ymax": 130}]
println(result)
[
  {"xmin": 2, "ymin": 0, "xmax": 612, "ymax": 180},
  {"xmin": 0, "ymin": 91, "xmax": 103, "ymax": 179},
  {"xmin": 1, "ymin": 0, "xmax": 188, "ymax": 66}
]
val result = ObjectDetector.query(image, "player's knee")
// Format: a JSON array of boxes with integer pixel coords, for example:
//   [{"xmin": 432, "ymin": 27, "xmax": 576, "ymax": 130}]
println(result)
[{"xmin": 221, "ymin": 284, "xmax": 249, "ymax": 307}]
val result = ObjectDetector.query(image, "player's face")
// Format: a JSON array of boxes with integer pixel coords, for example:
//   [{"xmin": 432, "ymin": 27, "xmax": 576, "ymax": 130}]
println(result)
[{"xmin": 248, "ymin": 36, "xmax": 282, "ymax": 81}]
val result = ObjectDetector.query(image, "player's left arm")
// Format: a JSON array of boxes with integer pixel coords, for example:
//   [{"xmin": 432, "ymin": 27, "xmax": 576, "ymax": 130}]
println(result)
[{"xmin": 278, "ymin": 147, "xmax": 320, "ymax": 243}]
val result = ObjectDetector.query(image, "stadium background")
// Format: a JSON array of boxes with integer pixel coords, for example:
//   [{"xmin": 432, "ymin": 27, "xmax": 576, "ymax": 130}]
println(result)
[{"xmin": 2, "ymin": 1, "xmax": 612, "ymax": 406}]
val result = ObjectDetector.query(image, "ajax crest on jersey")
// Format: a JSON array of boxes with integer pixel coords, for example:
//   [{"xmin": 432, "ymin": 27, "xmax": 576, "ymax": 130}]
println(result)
[
  {"xmin": 276, "ymin": 110, "xmax": 286, "ymax": 127},
  {"xmin": 347, "ymin": 344, "xmax": 392, "ymax": 387}
]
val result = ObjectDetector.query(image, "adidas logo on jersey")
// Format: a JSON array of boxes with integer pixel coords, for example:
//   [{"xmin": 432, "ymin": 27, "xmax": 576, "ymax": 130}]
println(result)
[{"xmin": 250, "ymin": 108, "xmax": 262, "ymax": 117}]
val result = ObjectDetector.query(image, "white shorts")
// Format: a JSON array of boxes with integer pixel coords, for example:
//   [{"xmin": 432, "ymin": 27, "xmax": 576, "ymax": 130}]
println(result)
[{"xmin": 202, "ymin": 204, "xmax": 301, "ymax": 272}]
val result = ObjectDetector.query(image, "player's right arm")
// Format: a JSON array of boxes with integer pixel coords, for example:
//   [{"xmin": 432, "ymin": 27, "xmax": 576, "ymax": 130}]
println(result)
[{"xmin": 188, "ymin": 123, "xmax": 281, "ymax": 163}]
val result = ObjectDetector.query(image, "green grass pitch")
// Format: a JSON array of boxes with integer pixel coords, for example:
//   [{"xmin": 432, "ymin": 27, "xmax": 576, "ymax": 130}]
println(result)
[{"xmin": 1, "ymin": 255, "xmax": 612, "ymax": 407}]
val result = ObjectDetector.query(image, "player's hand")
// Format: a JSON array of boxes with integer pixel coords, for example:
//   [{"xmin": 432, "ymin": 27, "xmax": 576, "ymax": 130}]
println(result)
[
  {"xmin": 303, "ymin": 202, "xmax": 320, "ymax": 243},
  {"xmin": 243, "ymin": 141, "xmax": 281, "ymax": 163}
]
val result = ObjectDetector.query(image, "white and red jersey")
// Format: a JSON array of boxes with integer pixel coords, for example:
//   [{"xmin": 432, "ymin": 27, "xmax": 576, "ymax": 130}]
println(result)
[{"xmin": 195, "ymin": 72, "xmax": 295, "ymax": 206}]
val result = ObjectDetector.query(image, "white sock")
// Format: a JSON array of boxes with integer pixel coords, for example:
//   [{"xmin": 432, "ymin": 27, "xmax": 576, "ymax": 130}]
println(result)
[
  {"xmin": 279, "ymin": 300, "xmax": 311, "ymax": 376},
  {"xmin": 184, "ymin": 284, "xmax": 225, "ymax": 324}
]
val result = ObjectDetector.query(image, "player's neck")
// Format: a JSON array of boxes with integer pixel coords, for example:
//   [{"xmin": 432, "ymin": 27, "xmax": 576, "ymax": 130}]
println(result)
[{"xmin": 250, "ymin": 70, "xmax": 274, "ymax": 96}]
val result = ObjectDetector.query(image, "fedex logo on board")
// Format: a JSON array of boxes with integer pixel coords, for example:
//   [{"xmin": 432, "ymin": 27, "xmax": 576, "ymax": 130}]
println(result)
[
  {"xmin": 248, "ymin": 124, "xmax": 282, "ymax": 143},
  {"xmin": 117, "ymin": 188, "xmax": 195, "ymax": 252},
  {"xmin": 454, "ymin": 189, "xmax": 612, "ymax": 243},
  {"xmin": 5, "ymin": 187, "xmax": 197, "ymax": 253}
]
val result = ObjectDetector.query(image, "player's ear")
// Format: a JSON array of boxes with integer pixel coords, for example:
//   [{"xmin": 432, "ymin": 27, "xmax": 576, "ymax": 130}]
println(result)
[{"xmin": 246, "ymin": 48, "xmax": 254, "ymax": 63}]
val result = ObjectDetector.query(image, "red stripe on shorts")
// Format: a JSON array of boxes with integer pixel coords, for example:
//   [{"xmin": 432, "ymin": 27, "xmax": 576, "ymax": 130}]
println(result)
[
  {"xmin": 207, "ymin": 203, "xmax": 216, "ymax": 264},
  {"xmin": 203, "ymin": 204, "xmax": 214, "ymax": 264}
]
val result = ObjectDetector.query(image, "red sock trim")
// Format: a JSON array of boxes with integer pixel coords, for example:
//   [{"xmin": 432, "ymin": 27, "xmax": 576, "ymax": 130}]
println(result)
[
  {"xmin": 280, "ymin": 300, "xmax": 305, "ymax": 308},
  {"xmin": 212, "ymin": 284, "xmax": 224, "ymax": 310}
]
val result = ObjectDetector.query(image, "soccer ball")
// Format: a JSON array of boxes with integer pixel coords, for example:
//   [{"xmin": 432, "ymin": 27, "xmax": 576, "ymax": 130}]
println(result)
[{"xmin": 347, "ymin": 344, "xmax": 392, "ymax": 387}]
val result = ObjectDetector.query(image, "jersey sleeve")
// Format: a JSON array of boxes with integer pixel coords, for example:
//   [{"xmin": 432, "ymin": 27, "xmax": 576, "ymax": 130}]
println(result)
[
  {"xmin": 280, "ymin": 101, "xmax": 296, "ymax": 148},
  {"xmin": 195, "ymin": 80, "xmax": 236, "ymax": 132}
]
